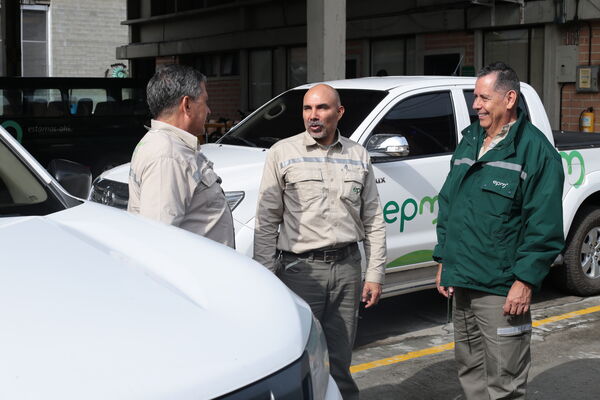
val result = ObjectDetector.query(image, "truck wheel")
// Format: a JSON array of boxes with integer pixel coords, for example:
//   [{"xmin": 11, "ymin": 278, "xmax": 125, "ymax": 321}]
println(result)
[{"xmin": 553, "ymin": 206, "xmax": 600, "ymax": 296}]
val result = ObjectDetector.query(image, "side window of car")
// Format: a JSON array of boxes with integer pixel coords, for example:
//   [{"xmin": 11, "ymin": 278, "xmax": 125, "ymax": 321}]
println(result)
[
  {"xmin": 367, "ymin": 91, "xmax": 457, "ymax": 160},
  {"xmin": 463, "ymin": 90, "xmax": 530, "ymax": 124}
]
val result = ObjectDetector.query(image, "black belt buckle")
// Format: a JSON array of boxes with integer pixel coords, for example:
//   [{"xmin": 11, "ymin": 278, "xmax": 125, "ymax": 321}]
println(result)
[{"xmin": 322, "ymin": 249, "xmax": 337, "ymax": 263}]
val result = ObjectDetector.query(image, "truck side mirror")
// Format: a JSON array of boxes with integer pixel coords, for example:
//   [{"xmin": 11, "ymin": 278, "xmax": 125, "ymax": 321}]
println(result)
[
  {"xmin": 366, "ymin": 133, "xmax": 410, "ymax": 158},
  {"xmin": 47, "ymin": 159, "xmax": 92, "ymax": 199}
]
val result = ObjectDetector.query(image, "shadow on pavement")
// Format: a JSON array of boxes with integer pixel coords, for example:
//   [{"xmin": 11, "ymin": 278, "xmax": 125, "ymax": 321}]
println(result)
[
  {"xmin": 359, "ymin": 359, "xmax": 462, "ymax": 400},
  {"xmin": 528, "ymin": 359, "xmax": 600, "ymax": 400},
  {"xmin": 356, "ymin": 289, "xmax": 447, "ymax": 348}
]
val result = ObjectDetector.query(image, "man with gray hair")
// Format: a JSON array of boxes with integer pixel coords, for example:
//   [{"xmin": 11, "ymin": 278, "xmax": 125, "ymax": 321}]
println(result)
[
  {"xmin": 434, "ymin": 62, "xmax": 564, "ymax": 399},
  {"xmin": 128, "ymin": 64, "xmax": 234, "ymax": 247}
]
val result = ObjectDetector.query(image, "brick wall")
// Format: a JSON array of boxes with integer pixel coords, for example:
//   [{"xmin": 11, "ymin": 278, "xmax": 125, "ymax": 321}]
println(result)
[
  {"xmin": 51, "ymin": 0, "xmax": 128, "ymax": 77},
  {"xmin": 560, "ymin": 22, "xmax": 600, "ymax": 132},
  {"xmin": 206, "ymin": 77, "xmax": 241, "ymax": 122}
]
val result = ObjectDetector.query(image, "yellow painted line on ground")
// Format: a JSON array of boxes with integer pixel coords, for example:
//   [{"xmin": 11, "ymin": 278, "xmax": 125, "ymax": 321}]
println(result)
[
  {"xmin": 351, "ymin": 304, "xmax": 600, "ymax": 374},
  {"xmin": 532, "ymin": 304, "xmax": 600, "ymax": 327}
]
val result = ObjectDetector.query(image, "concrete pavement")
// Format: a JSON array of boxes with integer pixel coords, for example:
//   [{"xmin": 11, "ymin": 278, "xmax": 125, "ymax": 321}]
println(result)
[{"xmin": 352, "ymin": 288, "xmax": 600, "ymax": 399}]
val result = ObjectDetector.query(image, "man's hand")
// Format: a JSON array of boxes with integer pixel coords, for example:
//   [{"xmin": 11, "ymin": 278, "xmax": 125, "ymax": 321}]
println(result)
[
  {"xmin": 436, "ymin": 263, "xmax": 454, "ymax": 298},
  {"xmin": 362, "ymin": 282, "xmax": 382, "ymax": 308},
  {"xmin": 503, "ymin": 280, "xmax": 533, "ymax": 315}
]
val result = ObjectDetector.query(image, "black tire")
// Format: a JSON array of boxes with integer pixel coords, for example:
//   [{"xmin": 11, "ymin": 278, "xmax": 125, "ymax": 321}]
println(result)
[{"xmin": 552, "ymin": 206, "xmax": 600, "ymax": 296}]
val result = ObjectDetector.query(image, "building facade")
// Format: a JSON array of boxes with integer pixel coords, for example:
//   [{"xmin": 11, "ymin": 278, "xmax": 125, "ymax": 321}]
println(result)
[
  {"xmin": 1, "ymin": 0, "xmax": 128, "ymax": 77},
  {"xmin": 117, "ymin": 0, "xmax": 600, "ymax": 132}
]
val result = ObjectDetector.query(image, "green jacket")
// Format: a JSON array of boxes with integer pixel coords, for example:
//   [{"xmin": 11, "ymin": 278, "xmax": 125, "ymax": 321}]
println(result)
[{"xmin": 433, "ymin": 112, "xmax": 565, "ymax": 296}]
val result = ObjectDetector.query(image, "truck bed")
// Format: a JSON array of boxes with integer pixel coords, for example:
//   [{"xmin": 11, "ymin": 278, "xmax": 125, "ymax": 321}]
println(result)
[{"xmin": 553, "ymin": 130, "xmax": 600, "ymax": 150}]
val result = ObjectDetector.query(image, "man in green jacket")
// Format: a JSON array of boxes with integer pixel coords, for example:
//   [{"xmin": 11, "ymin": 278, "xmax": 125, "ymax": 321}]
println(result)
[{"xmin": 434, "ymin": 62, "xmax": 564, "ymax": 399}]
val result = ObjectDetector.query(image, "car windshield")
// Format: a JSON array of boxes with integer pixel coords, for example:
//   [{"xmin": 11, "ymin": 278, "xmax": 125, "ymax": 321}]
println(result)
[
  {"xmin": 218, "ymin": 89, "xmax": 388, "ymax": 148},
  {"xmin": 0, "ymin": 131, "xmax": 73, "ymax": 217},
  {"xmin": 0, "ymin": 138, "xmax": 47, "ymax": 208}
]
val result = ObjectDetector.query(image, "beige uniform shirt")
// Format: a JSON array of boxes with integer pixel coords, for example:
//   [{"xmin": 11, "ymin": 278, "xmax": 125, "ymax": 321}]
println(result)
[
  {"xmin": 254, "ymin": 131, "xmax": 387, "ymax": 284},
  {"xmin": 128, "ymin": 120, "xmax": 235, "ymax": 248}
]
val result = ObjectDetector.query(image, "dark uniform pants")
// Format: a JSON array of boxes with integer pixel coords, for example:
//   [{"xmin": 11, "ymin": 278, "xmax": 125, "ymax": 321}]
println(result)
[
  {"xmin": 278, "ymin": 247, "xmax": 362, "ymax": 400},
  {"xmin": 453, "ymin": 287, "xmax": 532, "ymax": 400}
]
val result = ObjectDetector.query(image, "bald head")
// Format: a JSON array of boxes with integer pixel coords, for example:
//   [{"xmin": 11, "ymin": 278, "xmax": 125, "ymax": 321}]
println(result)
[
  {"xmin": 303, "ymin": 84, "xmax": 345, "ymax": 146},
  {"xmin": 304, "ymin": 84, "xmax": 342, "ymax": 107}
]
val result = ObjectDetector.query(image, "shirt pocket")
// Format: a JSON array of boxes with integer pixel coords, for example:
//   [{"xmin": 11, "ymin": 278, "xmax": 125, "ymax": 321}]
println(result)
[
  {"xmin": 284, "ymin": 168, "xmax": 324, "ymax": 211},
  {"xmin": 199, "ymin": 168, "xmax": 219, "ymax": 189},
  {"xmin": 340, "ymin": 169, "xmax": 366, "ymax": 205},
  {"xmin": 479, "ymin": 174, "xmax": 519, "ymax": 217}
]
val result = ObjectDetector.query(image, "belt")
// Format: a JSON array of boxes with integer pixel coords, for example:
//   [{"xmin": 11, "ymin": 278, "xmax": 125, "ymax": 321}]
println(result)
[{"xmin": 281, "ymin": 243, "xmax": 357, "ymax": 263}]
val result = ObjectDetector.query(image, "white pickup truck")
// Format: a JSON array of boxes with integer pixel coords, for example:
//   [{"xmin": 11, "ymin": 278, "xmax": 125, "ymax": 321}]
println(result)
[
  {"xmin": 91, "ymin": 76, "xmax": 600, "ymax": 297},
  {"xmin": 0, "ymin": 126, "xmax": 341, "ymax": 399}
]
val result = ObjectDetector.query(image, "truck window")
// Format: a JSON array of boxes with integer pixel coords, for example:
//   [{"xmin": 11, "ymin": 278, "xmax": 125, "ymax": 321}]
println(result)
[
  {"xmin": 463, "ymin": 90, "xmax": 530, "ymax": 124},
  {"xmin": 219, "ymin": 89, "xmax": 387, "ymax": 148},
  {"xmin": 29, "ymin": 89, "xmax": 64, "ymax": 117},
  {"xmin": 69, "ymin": 88, "xmax": 108, "ymax": 116},
  {"xmin": 369, "ymin": 91, "xmax": 457, "ymax": 158},
  {"xmin": 0, "ymin": 89, "xmax": 23, "ymax": 117}
]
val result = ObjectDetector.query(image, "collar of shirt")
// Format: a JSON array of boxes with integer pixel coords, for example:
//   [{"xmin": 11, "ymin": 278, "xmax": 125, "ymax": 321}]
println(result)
[
  {"xmin": 151, "ymin": 119, "xmax": 200, "ymax": 151},
  {"xmin": 482, "ymin": 120, "xmax": 516, "ymax": 152},
  {"xmin": 302, "ymin": 129, "xmax": 345, "ymax": 151}
]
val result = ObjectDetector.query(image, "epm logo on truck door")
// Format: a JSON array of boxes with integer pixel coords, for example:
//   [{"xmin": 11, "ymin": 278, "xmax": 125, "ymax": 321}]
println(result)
[
  {"xmin": 383, "ymin": 195, "xmax": 439, "ymax": 232},
  {"xmin": 560, "ymin": 150, "xmax": 585, "ymax": 188}
]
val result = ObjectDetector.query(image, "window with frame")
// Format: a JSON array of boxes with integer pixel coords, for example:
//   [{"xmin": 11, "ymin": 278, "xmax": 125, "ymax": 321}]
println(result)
[
  {"xmin": 220, "ymin": 53, "xmax": 239, "ymax": 76},
  {"xmin": 370, "ymin": 37, "xmax": 415, "ymax": 76},
  {"xmin": 21, "ymin": 6, "xmax": 48, "ymax": 77},
  {"xmin": 368, "ymin": 91, "xmax": 457, "ymax": 159},
  {"xmin": 287, "ymin": 47, "xmax": 307, "ymax": 88},
  {"xmin": 424, "ymin": 53, "xmax": 461, "ymax": 76},
  {"xmin": 182, "ymin": 53, "xmax": 239, "ymax": 77},
  {"xmin": 249, "ymin": 49, "xmax": 273, "ymax": 110},
  {"xmin": 484, "ymin": 27, "xmax": 544, "ymax": 101},
  {"xmin": 1, "ymin": 90, "xmax": 24, "ymax": 117}
]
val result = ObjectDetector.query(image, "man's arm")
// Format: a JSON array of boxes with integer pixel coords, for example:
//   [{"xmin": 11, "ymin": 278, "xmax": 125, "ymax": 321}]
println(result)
[
  {"xmin": 138, "ymin": 157, "xmax": 193, "ymax": 227},
  {"xmin": 360, "ymin": 162, "xmax": 387, "ymax": 307},
  {"xmin": 432, "ymin": 158, "xmax": 454, "ymax": 265},
  {"xmin": 253, "ymin": 150, "xmax": 285, "ymax": 272},
  {"xmin": 508, "ymin": 151, "xmax": 565, "ymax": 314},
  {"xmin": 434, "ymin": 158, "xmax": 454, "ymax": 297}
]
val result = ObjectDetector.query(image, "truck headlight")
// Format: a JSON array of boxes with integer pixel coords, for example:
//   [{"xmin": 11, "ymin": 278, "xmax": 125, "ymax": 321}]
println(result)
[
  {"xmin": 225, "ymin": 191, "xmax": 244, "ymax": 211},
  {"xmin": 306, "ymin": 314, "xmax": 329, "ymax": 399},
  {"xmin": 89, "ymin": 178, "xmax": 129, "ymax": 209}
]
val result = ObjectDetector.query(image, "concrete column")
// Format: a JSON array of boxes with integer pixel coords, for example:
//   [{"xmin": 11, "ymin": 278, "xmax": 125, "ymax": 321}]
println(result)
[
  {"xmin": 306, "ymin": 0, "xmax": 345, "ymax": 82},
  {"xmin": 543, "ymin": 23, "xmax": 561, "ymax": 130}
]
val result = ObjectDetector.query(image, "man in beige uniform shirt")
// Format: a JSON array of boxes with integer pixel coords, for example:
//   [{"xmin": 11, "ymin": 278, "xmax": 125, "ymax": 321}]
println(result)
[
  {"xmin": 254, "ymin": 84, "xmax": 386, "ymax": 399},
  {"xmin": 128, "ymin": 64, "xmax": 234, "ymax": 247}
]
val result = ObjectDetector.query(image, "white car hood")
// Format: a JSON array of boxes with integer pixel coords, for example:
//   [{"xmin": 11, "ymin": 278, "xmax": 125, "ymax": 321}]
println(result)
[{"xmin": 0, "ymin": 202, "xmax": 310, "ymax": 399}]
